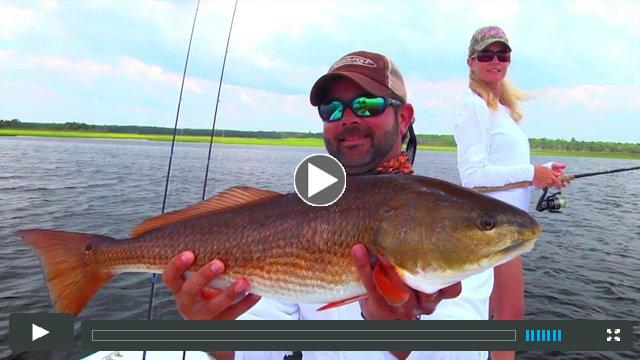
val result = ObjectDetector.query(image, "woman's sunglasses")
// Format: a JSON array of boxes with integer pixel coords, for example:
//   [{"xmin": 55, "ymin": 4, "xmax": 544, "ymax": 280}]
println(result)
[
  {"xmin": 318, "ymin": 95, "xmax": 403, "ymax": 122},
  {"xmin": 473, "ymin": 50, "xmax": 511, "ymax": 63}
]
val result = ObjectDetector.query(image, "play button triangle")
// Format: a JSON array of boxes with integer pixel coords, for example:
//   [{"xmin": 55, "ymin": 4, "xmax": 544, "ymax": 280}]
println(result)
[
  {"xmin": 32, "ymin": 323, "xmax": 49, "ymax": 341},
  {"xmin": 307, "ymin": 162, "xmax": 338, "ymax": 197}
]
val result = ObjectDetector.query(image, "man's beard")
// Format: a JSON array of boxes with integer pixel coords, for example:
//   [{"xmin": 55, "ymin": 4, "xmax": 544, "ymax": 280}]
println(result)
[{"xmin": 325, "ymin": 119, "xmax": 399, "ymax": 175}]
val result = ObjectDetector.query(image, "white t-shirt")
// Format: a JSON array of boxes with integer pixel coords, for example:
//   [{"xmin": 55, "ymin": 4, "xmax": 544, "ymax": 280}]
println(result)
[
  {"xmin": 230, "ymin": 91, "xmax": 540, "ymax": 360},
  {"xmin": 454, "ymin": 90, "xmax": 534, "ymax": 211},
  {"xmin": 234, "ymin": 299, "xmax": 488, "ymax": 360}
]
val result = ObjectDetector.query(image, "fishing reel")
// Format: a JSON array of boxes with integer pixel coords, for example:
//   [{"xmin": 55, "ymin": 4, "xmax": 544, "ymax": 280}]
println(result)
[{"xmin": 536, "ymin": 187, "xmax": 566, "ymax": 213}]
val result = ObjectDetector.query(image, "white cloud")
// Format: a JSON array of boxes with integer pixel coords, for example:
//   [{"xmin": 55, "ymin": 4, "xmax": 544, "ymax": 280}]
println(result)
[
  {"xmin": 39, "ymin": 0, "xmax": 59, "ymax": 9},
  {"xmin": 221, "ymin": 84, "xmax": 308, "ymax": 117},
  {"xmin": 2, "ymin": 51, "xmax": 209, "ymax": 93},
  {"xmin": 119, "ymin": 56, "xmax": 206, "ymax": 93},
  {"xmin": 407, "ymin": 77, "xmax": 468, "ymax": 108},
  {"xmin": 566, "ymin": 0, "xmax": 640, "ymax": 32},
  {"xmin": 533, "ymin": 84, "xmax": 640, "ymax": 111},
  {"xmin": 254, "ymin": 53, "xmax": 280, "ymax": 68},
  {"xmin": 0, "ymin": 4, "xmax": 41, "ymax": 40},
  {"xmin": 0, "ymin": 49, "xmax": 16, "ymax": 62}
]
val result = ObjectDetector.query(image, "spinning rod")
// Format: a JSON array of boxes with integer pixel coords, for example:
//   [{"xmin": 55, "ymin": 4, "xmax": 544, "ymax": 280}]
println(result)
[{"xmin": 472, "ymin": 165, "xmax": 640, "ymax": 213}]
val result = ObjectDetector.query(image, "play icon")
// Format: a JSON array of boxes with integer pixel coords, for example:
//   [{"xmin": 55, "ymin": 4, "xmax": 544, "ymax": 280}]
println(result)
[
  {"xmin": 9, "ymin": 313, "xmax": 74, "ymax": 351},
  {"xmin": 32, "ymin": 323, "xmax": 49, "ymax": 341},
  {"xmin": 294, "ymin": 154, "xmax": 346, "ymax": 206}
]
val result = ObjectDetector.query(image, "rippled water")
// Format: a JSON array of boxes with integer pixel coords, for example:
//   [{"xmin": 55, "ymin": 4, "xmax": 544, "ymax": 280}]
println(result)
[{"xmin": 1, "ymin": 137, "xmax": 638, "ymax": 359}]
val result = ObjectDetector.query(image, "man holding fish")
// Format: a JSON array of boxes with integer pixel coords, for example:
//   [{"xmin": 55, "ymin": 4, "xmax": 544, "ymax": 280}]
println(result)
[
  {"xmin": 162, "ymin": 51, "xmax": 516, "ymax": 360},
  {"xmin": 17, "ymin": 51, "xmax": 541, "ymax": 360}
]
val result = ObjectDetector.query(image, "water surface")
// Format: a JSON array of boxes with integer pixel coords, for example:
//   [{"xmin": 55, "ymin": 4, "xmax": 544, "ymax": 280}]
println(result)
[{"xmin": 1, "ymin": 137, "xmax": 638, "ymax": 359}]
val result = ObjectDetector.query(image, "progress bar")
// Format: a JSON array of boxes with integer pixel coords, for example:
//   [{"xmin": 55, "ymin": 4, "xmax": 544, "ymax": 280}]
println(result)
[
  {"xmin": 91, "ymin": 329, "xmax": 516, "ymax": 342},
  {"xmin": 81, "ymin": 320, "xmax": 633, "ymax": 351}
]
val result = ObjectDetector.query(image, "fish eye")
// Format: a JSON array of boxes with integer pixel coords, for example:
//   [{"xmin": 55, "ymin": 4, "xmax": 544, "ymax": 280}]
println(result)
[{"xmin": 476, "ymin": 215, "xmax": 497, "ymax": 231}]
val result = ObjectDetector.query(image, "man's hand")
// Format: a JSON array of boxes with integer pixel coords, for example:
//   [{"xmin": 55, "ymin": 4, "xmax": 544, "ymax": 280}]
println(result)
[
  {"xmin": 351, "ymin": 244, "xmax": 462, "ymax": 320},
  {"xmin": 162, "ymin": 251, "xmax": 261, "ymax": 320},
  {"xmin": 416, "ymin": 282, "xmax": 462, "ymax": 315}
]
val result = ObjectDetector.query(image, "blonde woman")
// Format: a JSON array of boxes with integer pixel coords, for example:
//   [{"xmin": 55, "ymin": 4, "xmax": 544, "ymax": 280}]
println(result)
[{"xmin": 454, "ymin": 26, "xmax": 568, "ymax": 359}]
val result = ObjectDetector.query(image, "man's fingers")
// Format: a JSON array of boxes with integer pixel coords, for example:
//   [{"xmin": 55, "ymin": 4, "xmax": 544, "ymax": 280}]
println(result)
[
  {"xmin": 419, "ymin": 300, "xmax": 440, "ymax": 315},
  {"xmin": 377, "ymin": 255, "xmax": 407, "ymax": 289},
  {"xmin": 439, "ymin": 282, "xmax": 462, "ymax": 299},
  {"xmin": 204, "ymin": 278, "xmax": 252, "ymax": 315},
  {"xmin": 217, "ymin": 294, "xmax": 262, "ymax": 320},
  {"xmin": 181, "ymin": 260, "xmax": 225, "ymax": 298},
  {"xmin": 162, "ymin": 251, "xmax": 195, "ymax": 295},
  {"xmin": 416, "ymin": 282, "xmax": 462, "ymax": 315},
  {"xmin": 351, "ymin": 245, "xmax": 382, "ymax": 299},
  {"xmin": 200, "ymin": 286, "xmax": 220, "ymax": 300}
]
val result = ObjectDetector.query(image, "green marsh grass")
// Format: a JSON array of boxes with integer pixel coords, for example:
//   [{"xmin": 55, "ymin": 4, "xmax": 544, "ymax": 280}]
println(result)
[{"xmin": 2, "ymin": 129, "xmax": 638, "ymax": 159}]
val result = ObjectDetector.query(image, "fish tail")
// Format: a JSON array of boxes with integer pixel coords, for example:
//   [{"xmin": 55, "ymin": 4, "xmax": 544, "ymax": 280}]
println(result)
[{"xmin": 15, "ymin": 229, "xmax": 115, "ymax": 316}]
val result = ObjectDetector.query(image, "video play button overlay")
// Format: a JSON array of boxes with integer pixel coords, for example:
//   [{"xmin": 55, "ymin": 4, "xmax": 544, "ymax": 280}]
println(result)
[
  {"xmin": 32, "ymin": 323, "xmax": 49, "ymax": 341},
  {"xmin": 294, "ymin": 154, "xmax": 346, "ymax": 206},
  {"xmin": 9, "ymin": 313, "xmax": 74, "ymax": 351}
]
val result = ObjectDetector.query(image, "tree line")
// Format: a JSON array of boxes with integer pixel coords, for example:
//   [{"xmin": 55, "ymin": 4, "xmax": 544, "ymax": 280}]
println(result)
[
  {"xmin": 2, "ymin": 119, "xmax": 638, "ymax": 154},
  {"xmin": 0, "ymin": 119, "xmax": 321, "ymax": 139}
]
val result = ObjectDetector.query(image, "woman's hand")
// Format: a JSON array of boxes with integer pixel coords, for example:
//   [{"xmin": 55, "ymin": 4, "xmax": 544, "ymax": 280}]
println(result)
[
  {"xmin": 162, "ymin": 251, "xmax": 261, "ymax": 320},
  {"xmin": 533, "ymin": 164, "xmax": 564, "ymax": 189},
  {"xmin": 549, "ymin": 162, "xmax": 571, "ymax": 187}
]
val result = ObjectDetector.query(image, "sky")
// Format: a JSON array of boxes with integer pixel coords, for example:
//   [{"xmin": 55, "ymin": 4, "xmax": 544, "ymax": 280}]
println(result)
[{"xmin": 1, "ymin": 0, "xmax": 639, "ymax": 143}]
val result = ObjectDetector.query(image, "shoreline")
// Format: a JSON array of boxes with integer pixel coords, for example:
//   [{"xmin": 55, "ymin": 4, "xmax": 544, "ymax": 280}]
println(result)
[{"xmin": 1, "ymin": 129, "xmax": 638, "ymax": 160}]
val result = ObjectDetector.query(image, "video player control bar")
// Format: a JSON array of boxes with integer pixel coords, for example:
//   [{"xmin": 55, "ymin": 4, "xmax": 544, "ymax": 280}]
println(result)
[{"xmin": 81, "ymin": 320, "xmax": 633, "ymax": 351}]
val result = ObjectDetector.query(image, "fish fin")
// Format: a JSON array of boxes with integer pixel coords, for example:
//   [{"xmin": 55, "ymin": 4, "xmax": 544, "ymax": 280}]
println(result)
[
  {"xmin": 130, "ymin": 187, "xmax": 282, "ymax": 238},
  {"xmin": 15, "ymin": 229, "xmax": 114, "ymax": 316},
  {"xmin": 373, "ymin": 261, "xmax": 410, "ymax": 306},
  {"xmin": 317, "ymin": 293, "xmax": 368, "ymax": 311}
]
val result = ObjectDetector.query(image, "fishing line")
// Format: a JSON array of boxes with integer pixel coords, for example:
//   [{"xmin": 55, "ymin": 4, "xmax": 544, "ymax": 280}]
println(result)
[
  {"xmin": 203, "ymin": 0, "xmax": 239, "ymax": 200},
  {"xmin": 143, "ymin": 1, "xmax": 201, "ymax": 359}
]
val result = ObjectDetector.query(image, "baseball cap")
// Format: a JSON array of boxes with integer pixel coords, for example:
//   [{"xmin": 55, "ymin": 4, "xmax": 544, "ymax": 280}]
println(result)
[
  {"xmin": 310, "ymin": 50, "xmax": 407, "ymax": 106},
  {"xmin": 468, "ymin": 26, "xmax": 512, "ymax": 56}
]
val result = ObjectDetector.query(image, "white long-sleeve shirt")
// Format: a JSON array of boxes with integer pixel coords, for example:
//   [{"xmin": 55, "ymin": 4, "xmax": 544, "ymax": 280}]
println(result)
[{"xmin": 454, "ymin": 90, "xmax": 534, "ymax": 211}]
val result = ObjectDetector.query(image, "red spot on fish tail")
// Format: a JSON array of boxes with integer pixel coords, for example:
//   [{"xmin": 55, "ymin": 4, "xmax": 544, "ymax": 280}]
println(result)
[
  {"xmin": 15, "ymin": 229, "xmax": 115, "ymax": 316},
  {"xmin": 317, "ymin": 293, "xmax": 368, "ymax": 311},
  {"xmin": 373, "ymin": 261, "xmax": 410, "ymax": 306}
]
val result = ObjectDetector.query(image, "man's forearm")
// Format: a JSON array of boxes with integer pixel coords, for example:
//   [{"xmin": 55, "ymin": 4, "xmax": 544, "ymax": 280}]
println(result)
[
  {"xmin": 391, "ymin": 350, "xmax": 410, "ymax": 360},
  {"xmin": 209, "ymin": 351, "xmax": 234, "ymax": 360}
]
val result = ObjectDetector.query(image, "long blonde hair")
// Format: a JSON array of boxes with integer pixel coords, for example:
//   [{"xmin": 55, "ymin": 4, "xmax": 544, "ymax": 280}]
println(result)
[{"xmin": 469, "ymin": 73, "xmax": 527, "ymax": 122}]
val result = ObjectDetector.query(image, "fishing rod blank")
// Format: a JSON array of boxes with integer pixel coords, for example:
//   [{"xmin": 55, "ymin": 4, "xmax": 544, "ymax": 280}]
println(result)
[
  {"xmin": 144, "ymin": 3, "xmax": 201, "ymax": 360},
  {"xmin": 473, "ymin": 165, "xmax": 640, "ymax": 193},
  {"xmin": 560, "ymin": 165, "xmax": 640, "ymax": 180},
  {"xmin": 203, "ymin": 0, "xmax": 239, "ymax": 201}
]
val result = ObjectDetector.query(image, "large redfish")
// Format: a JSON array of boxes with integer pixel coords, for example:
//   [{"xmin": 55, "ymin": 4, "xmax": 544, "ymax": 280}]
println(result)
[{"xmin": 16, "ymin": 175, "xmax": 540, "ymax": 316}]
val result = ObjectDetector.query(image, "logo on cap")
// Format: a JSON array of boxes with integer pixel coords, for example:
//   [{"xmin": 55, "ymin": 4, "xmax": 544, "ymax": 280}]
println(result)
[
  {"xmin": 330, "ymin": 55, "xmax": 377, "ymax": 71},
  {"xmin": 481, "ymin": 26, "xmax": 506, "ymax": 38}
]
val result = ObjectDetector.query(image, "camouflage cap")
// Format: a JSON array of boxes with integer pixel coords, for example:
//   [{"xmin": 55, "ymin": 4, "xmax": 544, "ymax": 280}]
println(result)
[{"xmin": 468, "ymin": 26, "xmax": 511, "ymax": 56}]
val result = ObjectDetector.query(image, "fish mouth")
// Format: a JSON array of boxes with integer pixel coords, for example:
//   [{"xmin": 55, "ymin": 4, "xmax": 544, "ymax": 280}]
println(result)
[
  {"xmin": 487, "ymin": 238, "xmax": 536, "ymax": 266},
  {"xmin": 497, "ymin": 239, "xmax": 534, "ymax": 256}
]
